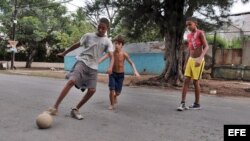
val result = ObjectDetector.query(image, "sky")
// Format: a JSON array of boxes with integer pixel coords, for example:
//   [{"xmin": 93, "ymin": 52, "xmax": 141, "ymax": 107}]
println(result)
[
  {"xmin": 230, "ymin": 0, "xmax": 250, "ymax": 14},
  {"xmin": 65, "ymin": 0, "xmax": 250, "ymax": 14}
]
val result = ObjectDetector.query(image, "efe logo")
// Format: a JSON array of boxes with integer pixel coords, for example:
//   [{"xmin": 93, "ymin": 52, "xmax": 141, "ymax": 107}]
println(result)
[
  {"xmin": 228, "ymin": 129, "xmax": 246, "ymax": 136},
  {"xmin": 224, "ymin": 125, "xmax": 250, "ymax": 141}
]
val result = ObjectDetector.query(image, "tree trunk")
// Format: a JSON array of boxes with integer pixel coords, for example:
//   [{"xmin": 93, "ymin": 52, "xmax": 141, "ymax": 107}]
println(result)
[
  {"xmin": 157, "ymin": 0, "xmax": 186, "ymax": 86},
  {"xmin": 159, "ymin": 32, "xmax": 183, "ymax": 85},
  {"xmin": 26, "ymin": 49, "xmax": 36, "ymax": 68}
]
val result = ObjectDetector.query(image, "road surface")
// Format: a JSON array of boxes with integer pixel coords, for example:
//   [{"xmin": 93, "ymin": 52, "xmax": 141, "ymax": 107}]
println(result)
[{"xmin": 0, "ymin": 74, "xmax": 249, "ymax": 141}]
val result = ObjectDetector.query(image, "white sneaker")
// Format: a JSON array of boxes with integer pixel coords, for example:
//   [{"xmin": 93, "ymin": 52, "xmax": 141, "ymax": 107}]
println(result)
[
  {"xmin": 177, "ymin": 103, "xmax": 189, "ymax": 111},
  {"xmin": 71, "ymin": 108, "xmax": 84, "ymax": 120}
]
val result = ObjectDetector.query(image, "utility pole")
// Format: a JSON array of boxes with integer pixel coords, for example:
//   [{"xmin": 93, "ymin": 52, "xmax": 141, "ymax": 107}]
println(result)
[
  {"xmin": 211, "ymin": 31, "xmax": 217, "ymax": 78},
  {"xmin": 11, "ymin": 0, "xmax": 17, "ymax": 69}
]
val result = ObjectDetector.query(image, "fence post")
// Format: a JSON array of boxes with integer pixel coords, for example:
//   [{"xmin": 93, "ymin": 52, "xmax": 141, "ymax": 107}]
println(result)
[{"xmin": 211, "ymin": 31, "xmax": 217, "ymax": 78}]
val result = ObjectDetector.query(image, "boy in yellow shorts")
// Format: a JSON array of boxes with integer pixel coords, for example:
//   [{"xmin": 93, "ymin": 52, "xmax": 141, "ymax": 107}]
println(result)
[{"xmin": 177, "ymin": 17, "xmax": 209, "ymax": 111}]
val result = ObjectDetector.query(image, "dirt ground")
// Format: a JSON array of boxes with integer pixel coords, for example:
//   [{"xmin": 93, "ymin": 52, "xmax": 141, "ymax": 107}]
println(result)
[
  {"xmin": 1, "ymin": 68, "xmax": 250, "ymax": 97},
  {"xmin": 200, "ymin": 79, "xmax": 250, "ymax": 97}
]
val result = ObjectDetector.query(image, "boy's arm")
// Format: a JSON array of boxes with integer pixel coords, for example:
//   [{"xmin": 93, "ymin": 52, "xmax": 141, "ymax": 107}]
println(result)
[
  {"xmin": 195, "ymin": 32, "xmax": 209, "ymax": 66},
  {"xmin": 57, "ymin": 42, "xmax": 80, "ymax": 57},
  {"xmin": 124, "ymin": 52, "xmax": 140, "ymax": 77},
  {"xmin": 98, "ymin": 53, "xmax": 109, "ymax": 64},
  {"xmin": 199, "ymin": 32, "xmax": 209, "ymax": 59},
  {"xmin": 106, "ymin": 52, "xmax": 114, "ymax": 75},
  {"xmin": 183, "ymin": 49, "xmax": 190, "ymax": 70}
]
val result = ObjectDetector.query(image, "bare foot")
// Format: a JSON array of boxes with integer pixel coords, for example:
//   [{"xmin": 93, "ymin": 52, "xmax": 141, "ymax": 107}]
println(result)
[{"xmin": 108, "ymin": 105, "xmax": 114, "ymax": 110}]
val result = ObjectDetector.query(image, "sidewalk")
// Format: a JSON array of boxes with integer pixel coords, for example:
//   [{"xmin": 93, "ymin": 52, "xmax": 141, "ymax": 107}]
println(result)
[
  {"xmin": 1, "ymin": 61, "xmax": 152, "ymax": 85},
  {"xmin": 14, "ymin": 61, "xmax": 64, "ymax": 69}
]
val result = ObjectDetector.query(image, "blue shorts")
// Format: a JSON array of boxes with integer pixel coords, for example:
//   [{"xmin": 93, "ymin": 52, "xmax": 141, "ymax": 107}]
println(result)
[{"xmin": 109, "ymin": 72, "xmax": 125, "ymax": 94}]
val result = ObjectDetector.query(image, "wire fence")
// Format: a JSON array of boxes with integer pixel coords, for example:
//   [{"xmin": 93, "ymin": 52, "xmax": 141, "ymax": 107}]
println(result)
[
  {"xmin": 208, "ymin": 30, "xmax": 250, "ymax": 78},
  {"xmin": 208, "ymin": 31, "xmax": 250, "ymax": 49}
]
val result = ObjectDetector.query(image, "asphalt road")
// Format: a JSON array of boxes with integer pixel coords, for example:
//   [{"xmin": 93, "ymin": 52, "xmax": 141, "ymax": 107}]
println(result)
[{"xmin": 0, "ymin": 74, "xmax": 250, "ymax": 141}]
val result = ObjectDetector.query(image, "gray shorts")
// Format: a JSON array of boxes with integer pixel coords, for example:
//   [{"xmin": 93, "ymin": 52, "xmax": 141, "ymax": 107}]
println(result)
[{"xmin": 66, "ymin": 61, "xmax": 97, "ymax": 91}]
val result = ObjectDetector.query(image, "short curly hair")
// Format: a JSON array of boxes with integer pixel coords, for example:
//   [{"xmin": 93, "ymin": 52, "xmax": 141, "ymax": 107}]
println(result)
[
  {"xmin": 113, "ymin": 35, "xmax": 125, "ymax": 45},
  {"xmin": 186, "ymin": 17, "xmax": 198, "ymax": 24},
  {"xmin": 99, "ymin": 18, "xmax": 110, "ymax": 27}
]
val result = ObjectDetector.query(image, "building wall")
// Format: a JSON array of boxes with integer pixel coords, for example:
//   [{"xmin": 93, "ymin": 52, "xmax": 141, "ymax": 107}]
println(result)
[
  {"xmin": 65, "ymin": 53, "xmax": 165, "ymax": 75},
  {"xmin": 63, "ymin": 40, "xmax": 250, "ymax": 78},
  {"xmin": 64, "ymin": 41, "xmax": 165, "ymax": 75}
]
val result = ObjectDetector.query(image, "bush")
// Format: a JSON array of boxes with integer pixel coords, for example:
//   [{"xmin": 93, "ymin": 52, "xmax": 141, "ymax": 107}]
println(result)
[
  {"xmin": 230, "ymin": 38, "xmax": 242, "ymax": 49},
  {"xmin": 206, "ymin": 34, "xmax": 228, "ymax": 48}
]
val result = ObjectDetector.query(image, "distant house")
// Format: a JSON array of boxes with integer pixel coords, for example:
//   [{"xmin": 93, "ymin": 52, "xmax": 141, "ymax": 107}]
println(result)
[
  {"xmin": 218, "ymin": 14, "xmax": 250, "ymax": 40},
  {"xmin": 233, "ymin": 14, "xmax": 250, "ymax": 34},
  {"xmin": 212, "ymin": 14, "xmax": 250, "ymax": 49}
]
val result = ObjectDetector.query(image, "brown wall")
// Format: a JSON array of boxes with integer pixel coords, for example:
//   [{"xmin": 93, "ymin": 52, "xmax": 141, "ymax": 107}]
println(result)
[
  {"xmin": 242, "ymin": 40, "xmax": 250, "ymax": 66},
  {"xmin": 215, "ymin": 49, "xmax": 242, "ymax": 65}
]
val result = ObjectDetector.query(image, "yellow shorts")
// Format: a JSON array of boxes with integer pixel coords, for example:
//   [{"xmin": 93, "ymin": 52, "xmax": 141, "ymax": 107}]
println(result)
[{"xmin": 184, "ymin": 57, "xmax": 205, "ymax": 80}]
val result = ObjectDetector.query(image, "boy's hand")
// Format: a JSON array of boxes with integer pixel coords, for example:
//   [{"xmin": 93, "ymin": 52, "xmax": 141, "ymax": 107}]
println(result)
[
  {"xmin": 56, "ymin": 52, "xmax": 65, "ymax": 58},
  {"xmin": 106, "ymin": 67, "xmax": 112, "ymax": 75},
  {"xmin": 98, "ymin": 59, "xmax": 101, "ymax": 64},
  {"xmin": 195, "ymin": 62, "xmax": 201, "ymax": 67},
  {"xmin": 195, "ymin": 57, "xmax": 202, "ymax": 67}
]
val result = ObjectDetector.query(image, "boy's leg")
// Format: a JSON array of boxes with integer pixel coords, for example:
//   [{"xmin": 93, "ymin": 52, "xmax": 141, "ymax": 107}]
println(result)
[
  {"xmin": 182, "ymin": 57, "xmax": 192, "ymax": 103},
  {"xmin": 189, "ymin": 59, "xmax": 204, "ymax": 109},
  {"xmin": 76, "ymin": 88, "xmax": 96, "ymax": 109},
  {"xmin": 109, "ymin": 90, "xmax": 116, "ymax": 110},
  {"xmin": 71, "ymin": 88, "xmax": 96, "ymax": 120},
  {"xmin": 181, "ymin": 77, "xmax": 191, "ymax": 102},
  {"xmin": 177, "ymin": 77, "xmax": 191, "ymax": 111},
  {"xmin": 193, "ymin": 80, "xmax": 201, "ymax": 105},
  {"xmin": 48, "ymin": 79, "xmax": 76, "ymax": 115},
  {"xmin": 54, "ymin": 79, "xmax": 76, "ymax": 109},
  {"xmin": 114, "ymin": 92, "xmax": 120, "ymax": 104},
  {"xmin": 114, "ymin": 73, "xmax": 124, "ymax": 105}
]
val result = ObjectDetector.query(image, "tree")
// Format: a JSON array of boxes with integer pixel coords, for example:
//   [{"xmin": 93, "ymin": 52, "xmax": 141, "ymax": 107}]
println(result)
[
  {"xmin": 0, "ymin": 0, "xmax": 94, "ymax": 67},
  {"xmin": 0, "ymin": 0, "xmax": 69, "ymax": 67},
  {"xmin": 115, "ymin": 21, "xmax": 163, "ymax": 43},
  {"xmin": 115, "ymin": 0, "xmax": 249, "ymax": 85},
  {"xmin": 83, "ymin": 0, "xmax": 164, "ymax": 42},
  {"xmin": 55, "ymin": 8, "xmax": 95, "ymax": 49},
  {"xmin": 84, "ymin": 0, "xmax": 119, "ymax": 37}
]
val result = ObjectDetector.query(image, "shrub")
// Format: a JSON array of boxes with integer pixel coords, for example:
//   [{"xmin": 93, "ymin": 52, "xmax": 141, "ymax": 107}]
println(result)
[{"xmin": 206, "ymin": 34, "xmax": 228, "ymax": 48}]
